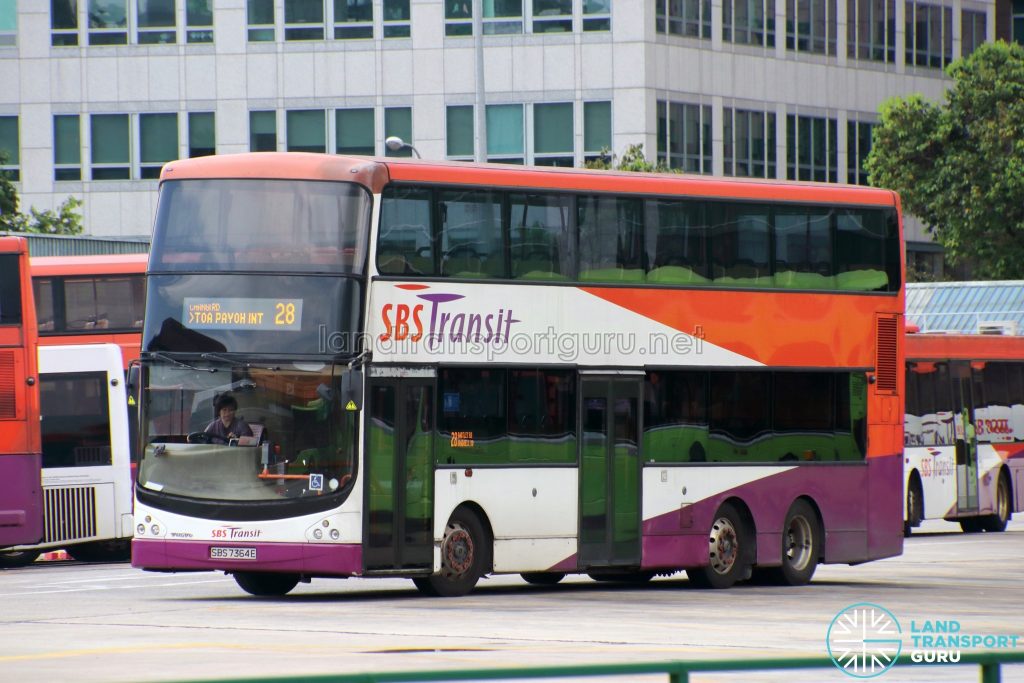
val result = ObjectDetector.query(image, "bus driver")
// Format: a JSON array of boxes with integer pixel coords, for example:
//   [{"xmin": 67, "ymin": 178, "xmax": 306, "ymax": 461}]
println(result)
[{"xmin": 205, "ymin": 393, "xmax": 253, "ymax": 444}]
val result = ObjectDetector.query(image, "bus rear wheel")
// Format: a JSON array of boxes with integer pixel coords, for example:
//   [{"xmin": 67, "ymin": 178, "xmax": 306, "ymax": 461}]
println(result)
[
  {"xmin": 415, "ymin": 508, "xmax": 490, "ymax": 598},
  {"xmin": 233, "ymin": 572, "xmax": 300, "ymax": 596},
  {"xmin": 66, "ymin": 540, "xmax": 131, "ymax": 563},
  {"xmin": 687, "ymin": 503, "xmax": 751, "ymax": 589},
  {"xmin": 904, "ymin": 475, "xmax": 923, "ymax": 537},
  {"xmin": 772, "ymin": 500, "xmax": 821, "ymax": 586},
  {"xmin": 981, "ymin": 473, "xmax": 1012, "ymax": 533},
  {"xmin": 0, "ymin": 550, "xmax": 41, "ymax": 568},
  {"xmin": 521, "ymin": 572, "xmax": 565, "ymax": 586}
]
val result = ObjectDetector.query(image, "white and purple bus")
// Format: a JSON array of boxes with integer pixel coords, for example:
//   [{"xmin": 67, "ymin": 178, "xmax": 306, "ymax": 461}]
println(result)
[{"xmin": 133, "ymin": 153, "xmax": 906, "ymax": 596}]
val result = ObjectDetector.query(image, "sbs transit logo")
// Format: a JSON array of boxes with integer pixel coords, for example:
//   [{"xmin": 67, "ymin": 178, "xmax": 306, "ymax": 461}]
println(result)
[
  {"xmin": 827, "ymin": 603, "xmax": 902, "ymax": 678},
  {"xmin": 378, "ymin": 284, "xmax": 520, "ymax": 349}
]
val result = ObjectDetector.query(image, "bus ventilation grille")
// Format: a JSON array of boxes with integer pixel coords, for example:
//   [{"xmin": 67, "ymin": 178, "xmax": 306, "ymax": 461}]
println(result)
[
  {"xmin": 875, "ymin": 317, "xmax": 899, "ymax": 395},
  {"xmin": 44, "ymin": 486, "xmax": 98, "ymax": 544},
  {"xmin": 0, "ymin": 351, "xmax": 16, "ymax": 419}
]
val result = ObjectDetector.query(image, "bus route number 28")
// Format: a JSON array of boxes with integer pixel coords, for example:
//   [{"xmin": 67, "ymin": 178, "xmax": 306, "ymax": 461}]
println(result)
[{"xmin": 275, "ymin": 302, "xmax": 296, "ymax": 325}]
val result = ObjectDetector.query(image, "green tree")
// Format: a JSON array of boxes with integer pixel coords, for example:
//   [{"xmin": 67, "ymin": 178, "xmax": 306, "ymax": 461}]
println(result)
[
  {"xmin": 584, "ymin": 143, "xmax": 677, "ymax": 173},
  {"xmin": 865, "ymin": 41, "xmax": 1024, "ymax": 279},
  {"xmin": 0, "ymin": 152, "xmax": 84, "ymax": 235}
]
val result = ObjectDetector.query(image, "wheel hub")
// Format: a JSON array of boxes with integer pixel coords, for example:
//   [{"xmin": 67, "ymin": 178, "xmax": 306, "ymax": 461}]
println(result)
[
  {"xmin": 708, "ymin": 517, "xmax": 738, "ymax": 575},
  {"xmin": 442, "ymin": 524, "xmax": 474, "ymax": 575}
]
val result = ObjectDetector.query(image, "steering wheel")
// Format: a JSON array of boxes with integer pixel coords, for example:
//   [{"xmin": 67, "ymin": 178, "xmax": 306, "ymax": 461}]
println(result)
[{"xmin": 187, "ymin": 431, "xmax": 212, "ymax": 444}]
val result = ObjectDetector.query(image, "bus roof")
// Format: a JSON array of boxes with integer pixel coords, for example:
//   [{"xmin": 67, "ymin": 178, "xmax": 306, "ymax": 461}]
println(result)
[
  {"xmin": 0, "ymin": 235, "xmax": 29, "ymax": 255},
  {"xmin": 160, "ymin": 153, "xmax": 900, "ymax": 208},
  {"xmin": 906, "ymin": 332, "xmax": 1024, "ymax": 362},
  {"xmin": 30, "ymin": 252, "xmax": 149, "ymax": 277}
]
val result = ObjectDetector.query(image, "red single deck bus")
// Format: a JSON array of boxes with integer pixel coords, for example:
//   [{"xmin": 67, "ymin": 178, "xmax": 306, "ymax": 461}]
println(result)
[
  {"xmin": 904, "ymin": 331, "xmax": 1024, "ymax": 534},
  {"xmin": 31, "ymin": 253, "xmax": 148, "ymax": 369},
  {"xmin": 0, "ymin": 236, "xmax": 43, "ymax": 550},
  {"xmin": 133, "ymin": 153, "xmax": 905, "ymax": 597}
]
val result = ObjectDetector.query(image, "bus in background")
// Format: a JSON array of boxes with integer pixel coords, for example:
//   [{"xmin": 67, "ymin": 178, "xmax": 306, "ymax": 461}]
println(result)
[
  {"xmin": 133, "ymin": 153, "xmax": 905, "ymax": 597},
  {"xmin": 0, "ymin": 344, "xmax": 134, "ymax": 567},
  {"xmin": 0, "ymin": 236, "xmax": 43, "ymax": 553},
  {"xmin": 31, "ymin": 253, "xmax": 148, "ymax": 369},
  {"xmin": 903, "ymin": 331, "xmax": 1024, "ymax": 535}
]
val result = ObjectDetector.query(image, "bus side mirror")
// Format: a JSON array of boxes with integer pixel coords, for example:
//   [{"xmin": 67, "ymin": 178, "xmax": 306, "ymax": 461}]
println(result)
[{"xmin": 341, "ymin": 370, "xmax": 362, "ymax": 411}]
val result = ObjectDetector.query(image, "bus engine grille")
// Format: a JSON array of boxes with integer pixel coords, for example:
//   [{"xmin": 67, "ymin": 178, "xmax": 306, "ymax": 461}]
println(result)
[{"xmin": 43, "ymin": 486, "xmax": 97, "ymax": 544}]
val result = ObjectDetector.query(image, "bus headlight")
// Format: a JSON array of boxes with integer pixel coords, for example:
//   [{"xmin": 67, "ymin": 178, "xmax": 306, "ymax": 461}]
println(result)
[{"xmin": 312, "ymin": 528, "xmax": 323, "ymax": 540}]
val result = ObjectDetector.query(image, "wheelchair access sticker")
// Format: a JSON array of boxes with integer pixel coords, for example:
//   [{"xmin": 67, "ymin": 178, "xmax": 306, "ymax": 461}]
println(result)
[{"xmin": 309, "ymin": 473, "xmax": 324, "ymax": 492}]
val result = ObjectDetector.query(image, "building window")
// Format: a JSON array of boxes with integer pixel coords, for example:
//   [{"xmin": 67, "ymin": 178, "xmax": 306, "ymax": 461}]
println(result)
[
  {"xmin": 786, "ymin": 0, "xmax": 837, "ymax": 55},
  {"xmin": 137, "ymin": 0, "xmax": 176, "ymax": 44},
  {"xmin": 247, "ymin": 0, "xmax": 274, "ymax": 41},
  {"xmin": 285, "ymin": 0, "xmax": 324, "ymax": 40},
  {"xmin": 847, "ymin": 0, "xmax": 895, "ymax": 62},
  {"xmin": 249, "ymin": 110, "xmax": 277, "ymax": 151},
  {"xmin": 383, "ymin": 0, "xmax": 410, "ymax": 37},
  {"xmin": 139, "ymin": 113, "xmax": 178, "ymax": 179},
  {"xmin": 186, "ymin": 0, "xmax": 213, "ymax": 42},
  {"xmin": 723, "ymin": 0, "xmax": 775, "ymax": 46},
  {"xmin": 188, "ymin": 112, "xmax": 215, "ymax": 157},
  {"xmin": 52, "ymin": 0, "xmax": 79, "ymax": 45},
  {"xmin": 847, "ymin": 120, "xmax": 874, "ymax": 185},
  {"xmin": 583, "ymin": 0, "xmax": 610, "ymax": 31},
  {"xmin": 89, "ymin": 0, "xmax": 129, "ymax": 45},
  {"xmin": 486, "ymin": 104, "xmax": 524, "ymax": 164},
  {"xmin": 336, "ymin": 108, "xmax": 374, "ymax": 155},
  {"xmin": 583, "ymin": 101, "xmax": 611, "ymax": 162},
  {"xmin": 905, "ymin": 1, "xmax": 952, "ymax": 68},
  {"xmin": 54, "ymin": 115, "xmax": 82, "ymax": 181},
  {"xmin": 533, "ymin": 0, "xmax": 571, "ymax": 33},
  {"xmin": 286, "ymin": 109, "xmax": 326, "ymax": 152},
  {"xmin": 961, "ymin": 10, "xmax": 986, "ymax": 57},
  {"xmin": 1015, "ymin": 0, "xmax": 1024, "ymax": 45},
  {"xmin": 724, "ymin": 108, "xmax": 776, "ymax": 178},
  {"xmin": 446, "ymin": 105, "xmax": 474, "ymax": 159},
  {"xmin": 485, "ymin": 0, "xmax": 523, "ymax": 33},
  {"xmin": 90, "ymin": 114, "xmax": 130, "ymax": 180},
  {"xmin": 334, "ymin": 0, "xmax": 372, "ymax": 38},
  {"xmin": 657, "ymin": 101, "xmax": 712, "ymax": 173},
  {"xmin": 786, "ymin": 113, "xmax": 837, "ymax": 182},
  {"xmin": 384, "ymin": 107, "xmax": 413, "ymax": 156},
  {"xmin": 445, "ymin": 0, "xmax": 471, "ymax": 35},
  {"xmin": 0, "ymin": 0, "xmax": 16, "ymax": 46},
  {"xmin": 534, "ymin": 103, "xmax": 573, "ymax": 167},
  {"xmin": 656, "ymin": 0, "xmax": 711, "ymax": 39},
  {"xmin": 0, "ymin": 116, "xmax": 18, "ymax": 181}
]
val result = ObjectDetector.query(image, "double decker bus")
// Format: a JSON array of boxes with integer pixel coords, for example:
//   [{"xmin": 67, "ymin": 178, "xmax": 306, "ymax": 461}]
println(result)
[
  {"xmin": 0, "ymin": 343, "xmax": 134, "ymax": 567},
  {"xmin": 903, "ymin": 331, "xmax": 1024, "ymax": 534},
  {"xmin": 133, "ymin": 153, "xmax": 905, "ymax": 596},
  {"xmin": 31, "ymin": 253, "xmax": 148, "ymax": 368},
  {"xmin": 0, "ymin": 236, "xmax": 43, "ymax": 553}
]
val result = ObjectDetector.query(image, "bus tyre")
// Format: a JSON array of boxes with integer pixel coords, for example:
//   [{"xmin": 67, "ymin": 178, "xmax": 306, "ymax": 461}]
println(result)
[
  {"xmin": 959, "ymin": 517, "xmax": 984, "ymax": 533},
  {"xmin": 773, "ymin": 500, "xmax": 821, "ymax": 586},
  {"xmin": 233, "ymin": 572, "xmax": 300, "ymax": 597},
  {"xmin": 66, "ymin": 540, "xmax": 131, "ymax": 563},
  {"xmin": 981, "ymin": 473, "xmax": 1012, "ymax": 533},
  {"xmin": 521, "ymin": 572, "xmax": 565, "ymax": 586},
  {"xmin": 417, "ymin": 509, "xmax": 490, "ymax": 598},
  {"xmin": 904, "ymin": 475, "xmax": 924, "ymax": 537},
  {"xmin": 687, "ymin": 503, "xmax": 751, "ymax": 589},
  {"xmin": 0, "ymin": 550, "xmax": 42, "ymax": 568}
]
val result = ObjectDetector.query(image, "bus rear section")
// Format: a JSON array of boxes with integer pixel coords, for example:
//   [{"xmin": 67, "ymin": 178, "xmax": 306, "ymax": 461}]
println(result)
[
  {"xmin": 0, "ymin": 236, "xmax": 43, "ymax": 552},
  {"xmin": 904, "ymin": 332, "xmax": 1024, "ymax": 534},
  {"xmin": 0, "ymin": 343, "xmax": 134, "ymax": 567}
]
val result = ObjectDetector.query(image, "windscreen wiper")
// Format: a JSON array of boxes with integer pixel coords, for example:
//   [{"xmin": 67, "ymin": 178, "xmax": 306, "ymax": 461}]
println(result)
[
  {"xmin": 148, "ymin": 351, "xmax": 217, "ymax": 373},
  {"xmin": 201, "ymin": 352, "xmax": 280, "ymax": 371}
]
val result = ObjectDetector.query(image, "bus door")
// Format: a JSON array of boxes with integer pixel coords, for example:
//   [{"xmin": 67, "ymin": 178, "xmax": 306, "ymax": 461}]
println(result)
[
  {"xmin": 364, "ymin": 369, "xmax": 434, "ymax": 572},
  {"xmin": 952, "ymin": 362, "xmax": 979, "ymax": 514},
  {"xmin": 578, "ymin": 374, "xmax": 642, "ymax": 568}
]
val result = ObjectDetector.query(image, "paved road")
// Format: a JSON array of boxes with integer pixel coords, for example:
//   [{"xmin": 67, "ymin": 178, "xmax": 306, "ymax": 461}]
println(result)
[{"xmin": 1, "ymin": 519, "xmax": 1022, "ymax": 683}]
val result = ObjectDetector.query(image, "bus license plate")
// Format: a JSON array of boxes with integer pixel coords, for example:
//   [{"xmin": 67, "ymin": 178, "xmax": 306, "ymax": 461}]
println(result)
[{"xmin": 210, "ymin": 547, "xmax": 257, "ymax": 560}]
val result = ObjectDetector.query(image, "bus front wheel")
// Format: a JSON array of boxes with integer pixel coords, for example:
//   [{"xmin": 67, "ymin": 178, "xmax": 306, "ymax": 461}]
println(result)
[
  {"xmin": 233, "ymin": 572, "xmax": 300, "ymax": 596},
  {"xmin": 415, "ymin": 508, "xmax": 490, "ymax": 597},
  {"xmin": 981, "ymin": 473, "xmax": 1012, "ymax": 533},
  {"xmin": 687, "ymin": 502, "xmax": 751, "ymax": 589}
]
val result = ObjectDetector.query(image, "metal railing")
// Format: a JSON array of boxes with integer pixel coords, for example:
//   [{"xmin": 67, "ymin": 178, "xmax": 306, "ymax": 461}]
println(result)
[{"xmin": 172, "ymin": 651, "xmax": 1024, "ymax": 683}]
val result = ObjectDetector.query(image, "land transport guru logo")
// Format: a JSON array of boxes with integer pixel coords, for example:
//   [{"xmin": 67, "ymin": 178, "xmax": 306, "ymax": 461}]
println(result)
[
  {"xmin": 378, "ymin": 284, "xmax": 520, "ymax": 349},
  {"xmin": 826, "ymin": 602, "xmax": 1021, "ymax": 678}
]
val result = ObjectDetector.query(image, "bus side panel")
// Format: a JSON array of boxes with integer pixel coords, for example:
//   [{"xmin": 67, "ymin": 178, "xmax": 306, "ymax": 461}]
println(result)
[
  {"xmin": 0, "ymin": 454, "xmax": 43, "ymax": 547},
  {"xmin": 866, "ymin": 451, "xmax": 903, "ymax": 560}
]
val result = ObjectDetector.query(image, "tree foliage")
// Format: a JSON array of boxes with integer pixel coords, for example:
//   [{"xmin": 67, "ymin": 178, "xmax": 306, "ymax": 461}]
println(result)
[
  {"xmin": 865, "ymin": 41, "xmax": 1024, "ymax": 278},
  {"xmin": 0, "ymin": 153, "xmax": 84, "ymax": 235},
  {"xmin": 584, "ymin": 144, "xmax": 678, "ymax": 173}
]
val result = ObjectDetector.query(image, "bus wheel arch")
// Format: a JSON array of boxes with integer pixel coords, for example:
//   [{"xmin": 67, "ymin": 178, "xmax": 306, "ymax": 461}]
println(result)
[
  {"xmin": 982, "ymin": 468, "xmax": 1013, "ymax": 533},
  {"xmin": 415, "ymin": 503, "xmax": 492, "ymax": 597},
  {"xmin": 687, "ymin": 498, "xmax": 755, "ymax": 589},
  {"xmin": 905, "ymin": 470, "xmax": 924, "ymax": 537}
]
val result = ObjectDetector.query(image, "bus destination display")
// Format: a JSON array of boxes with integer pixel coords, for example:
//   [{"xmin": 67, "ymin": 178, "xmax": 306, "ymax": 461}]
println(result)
[{"xmin": 183, "ymin": 297, "xmax": 303, "ymax": 331}]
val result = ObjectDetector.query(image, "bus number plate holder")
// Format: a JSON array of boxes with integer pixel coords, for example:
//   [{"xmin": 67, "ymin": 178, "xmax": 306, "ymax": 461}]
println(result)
[{"xmin": 210, "ymin": 547, "xmax": 257, "ymax": 560}]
